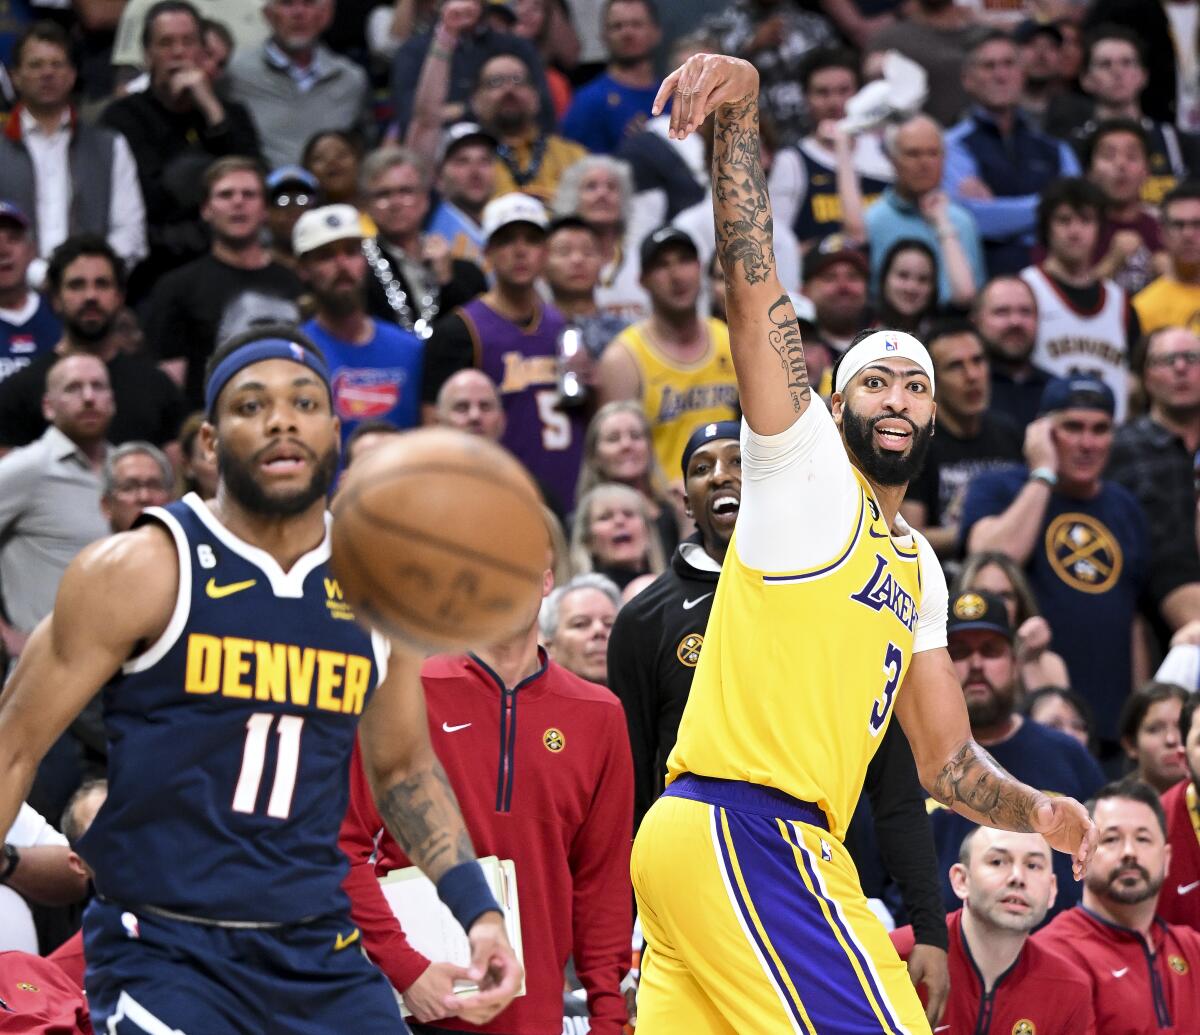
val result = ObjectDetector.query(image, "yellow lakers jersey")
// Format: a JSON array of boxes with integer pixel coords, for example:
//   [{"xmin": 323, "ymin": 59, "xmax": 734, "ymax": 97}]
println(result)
[
  {"xmin": 665, "ymin": 470, "xmax": 923, "ymax": 840},
  {"xmin": 616, "ymin": 319, "xmax": 739, "ymax": 475}
]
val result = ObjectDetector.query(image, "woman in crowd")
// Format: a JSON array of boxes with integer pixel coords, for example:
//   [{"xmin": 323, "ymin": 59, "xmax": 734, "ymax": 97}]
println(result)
[
  {"xmin": 569, "ymin": 482, "xmax": 665, "ymax": 591},
  {"xmin": 1023, "ymin": 686, "xmax": 1097, "ymax": 756},
  {"xmin": 873, "ymin": 239, "xmax": 940, "ymax": 337},
  {"xmin": 576, "ymin": 402, "xmax": 681, "ymax": 552},
  {"xmin": 302, "ymin": 130, "xmax": 365, "ymax": 208},
  {"xmin": 956, "ymin": 552, "xmax": 1070, "ymax": 692},
  {"xmin": 1118, "ymin": 681, "xmax": 1191, "ymax": 794}
]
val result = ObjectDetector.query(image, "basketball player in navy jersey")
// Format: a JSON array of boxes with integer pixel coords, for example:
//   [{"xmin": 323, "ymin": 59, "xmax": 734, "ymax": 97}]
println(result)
[{"xmin": 0, "ymin": 324, "xmax": 522, "ymax": 1033}]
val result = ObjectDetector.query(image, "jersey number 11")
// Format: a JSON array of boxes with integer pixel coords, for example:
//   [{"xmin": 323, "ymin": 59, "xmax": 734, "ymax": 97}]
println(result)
[{"xmin": 233, "ymin": 713, "xmax": 305, "ymax": 819}]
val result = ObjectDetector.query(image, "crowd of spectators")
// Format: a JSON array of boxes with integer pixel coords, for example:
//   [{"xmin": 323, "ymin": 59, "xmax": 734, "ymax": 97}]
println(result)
[{"xmin": 7, "ymin": 0, "xmax": 1200, "ymax": 1031}]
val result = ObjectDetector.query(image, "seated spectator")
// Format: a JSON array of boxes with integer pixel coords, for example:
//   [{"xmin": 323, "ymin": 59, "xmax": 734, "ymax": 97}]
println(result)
[
  {"xmin": 100, "ymin": 441, "xmax": 175, "ymax": 535},
  {"xmin": 433, "ymin": 366, "xmax": 504, "ymax": 438},
  {"xmin": 1133, "ymin": 180, "xmax": 1200, "ymax": 337},
  {"xmin": 360, "ymin": 146, "xmax": 486, "ymax": 336},
  {"xmin": 1034, "ymin": 778, "xmax": 1200, "ymax": 1030},
  {"xmin": 538, "ymin": 572, "xmax": 621, "ymax": 685},
  {"xmin": 1019, "ymin": 177, "xmax": 1138, "ymax": 422},
  {"xmin": 971, "ymin": 275, "xmax": 1053, "ymax": 433},
  {"xmin": 46, "ymin": 779, "xmax": 108, "ymax": 987},
  {"xmin": 0, "ymin": 202, "xmax": 59, "ymax": 382},
  {"xmin": 569, "ymin": 482, "xmax": 664, "ymax": 591},
  {"xmin": 866, "ymin": 114, "xmax": 984, "ymax": 307},
  {"xmin": 801, "ymin": 235, "xmax": 869, "ymax": 367},
  {"xmin": 944, "ymin": 30, "xmax": 1081, "ymax": 277},
  {"xmin": 934, "ymin": 588, "xmax": 1105, "ymax": 917},
  {"xmin": 1159, "ymin": 693, "xmax": 1200, "ymax": 930},
  {"xmin": 302, "ymin": 129, "xmax": 364, "ymax": 207},
  {"xmin": 264, "ymin": 165, "xmax": 322, "ymax": 270},
  {"xmin": 225, "ymin": 0, "xmax": 371, "ymax": 169},
  {"xmin": 3, "ymin": 22, "xmax": 147, "ymax": 288},
  {"xmin": 1118, "ymin": 681, "xmax": 1191, "ymax": 795},
  {"xmin": 957, "ymin": 550, "xmax": 1071, "ymax": 693},
  {"xmin": 101, "ymin": 0, "xmax": 262, "ymax": 296},
  {"xmin": 145, "ymin": 156, "xmax": 305, "ymax": 408},
  {"xmin": 1024, "ymin": 686, "xmax": 1097, "ymax": 754},
  {"xmin": 1086, "ymin": 119, "xmax": 1166, "ymax": 297},
  {"xmin": 177, "ymin": 410, "xmax": 217, "ymax": 498},
  {"xmin": 425, "ymin": 121, "xmax": 497, "ymax": 265},
  {"xmin": 543, "ymin": 216, "xmax": 631, "ymax": 361},
  {"xmin": 293, "ymin": 209, "xmax": 424, "ymax": 443},
  {"xmin": 0, "ymin": 237, "xmax": 186, "ymax": 455},
  {"xmin": 561, "ymin": 0, "xmax": 660, "ymax": 155},
  {"xmin": 901, "ymin": 320, "xmax": 1023, "ymax": 558},
  {"xmin": 891, "ymin": 826, "xmax": 1094, "ymax": 1034},
  {"xmin": 552, "ymin": 155, "xmax": 653, "ymax": 322},
  {"xmin": 873, "ymin": 240, "xmax": 939, "ymax": 339},
  {"xmin": 341, "ymin": 418, "xmax": 401, "ymax": 470},
  {"xmin": 596, "ymin": 227, "xmax": 738, "ymax": 478},
  {"xmin": 576, "ymin": 400, "xmax": 679, "ymax": 553}
]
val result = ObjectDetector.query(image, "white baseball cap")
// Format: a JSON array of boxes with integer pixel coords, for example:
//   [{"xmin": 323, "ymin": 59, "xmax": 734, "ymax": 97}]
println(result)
[
  {"xmin": 292, "ymin": 204, "xmax": 364, "ymax": 257},
  {"xmin": 481, "ymin": 193, "xmax": 547, "ymax": 245}
]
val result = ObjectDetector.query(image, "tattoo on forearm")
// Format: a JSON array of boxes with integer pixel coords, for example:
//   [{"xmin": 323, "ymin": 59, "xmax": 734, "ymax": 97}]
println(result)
[
  {"xmin": 767, "ymin": 294, "xmax": 810, "ymax": 410},
  {"xmin": 712, "ymin": 94, "xmax": 774, "ymax": 287},
  {"xmin": 931, "ymin": 742, "xmax": 1038, "ymax": 832},
  {"xmin": 378, "ymin": 760, "xmax": 475, "ymax": 880}
]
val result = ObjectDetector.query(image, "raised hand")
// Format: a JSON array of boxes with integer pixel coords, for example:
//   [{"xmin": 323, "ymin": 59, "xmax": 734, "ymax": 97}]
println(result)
[{"xmin": 652, "ymin": 53, "xmax": 760, "ymax": 141}]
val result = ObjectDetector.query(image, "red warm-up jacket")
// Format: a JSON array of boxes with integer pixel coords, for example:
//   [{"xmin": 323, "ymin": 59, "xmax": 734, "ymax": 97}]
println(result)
[
  {"xmin": 339, "ymin": 651, "xmax": 634, "ymax": 1035},
  {"xmin": 1159, "ymin": 779, "xmax": 1200, "ymax": 932}
]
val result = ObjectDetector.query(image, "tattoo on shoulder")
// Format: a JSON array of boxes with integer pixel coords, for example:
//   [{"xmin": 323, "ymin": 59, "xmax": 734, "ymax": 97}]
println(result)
[
  {"xmin": 766, "ymin": 294, "xmax": 810, "ymax": 411},
  {"xmin": 931, "ymin": 741, "xmax": 1036, "ymax": 832},
  {"xmin": 377, "ymin": 761, "xmax": 475, "ymax": 876},
  {"xmin": 712, "ymin": 93, "xmax": 774, "ymax": 287}
]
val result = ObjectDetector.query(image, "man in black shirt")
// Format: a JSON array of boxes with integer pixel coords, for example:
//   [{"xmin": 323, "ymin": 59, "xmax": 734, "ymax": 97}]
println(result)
[
  {"xmin": 902, "ymin": 320, "xmax": 1023, "ymax": 558},
  {"xmin": 145, "ymin": 156, "xmax": 304, "ymax": 408},
  {"xmin": 608, "ymin": 420, "xmax": 951, "ymax": 1024},
  {"xmin": 0, "ymin": 237, "xmax": 186, "ymax": 457},
  {"xmin": 971, "ymin": 275, "xmax": 1054, "ymax": 432},
  {"xmin": 101, "ymin": 0, "xmax": 261, "ymax": 298}
]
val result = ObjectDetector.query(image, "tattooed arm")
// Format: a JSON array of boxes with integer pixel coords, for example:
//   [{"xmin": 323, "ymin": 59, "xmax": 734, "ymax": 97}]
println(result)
[
  {"xmin": 896, "ymin": 647, "xmax": 1097, "ymax": 880},
  {"xmin": 652, "ymin": 54, "xmax": 809, "ymax": 436}
]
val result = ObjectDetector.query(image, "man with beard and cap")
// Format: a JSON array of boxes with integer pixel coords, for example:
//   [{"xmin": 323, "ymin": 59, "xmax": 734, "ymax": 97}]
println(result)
[
  {"xmin": 970, "ymin": 274, "xmax": 1053, "ymax": 432},
  {"xmin": 294, "ymin": 204, "xmax": 425, "ymax": 447},
  {"xmin": 891, "ymin": 826, "xmax": 1096, "ymax": 1034},
  {"xmin": 0, "ymin": 323, "xmax": 523, "ymax": 1034},
  {"xmin": 1034, "ymin": 778, "xmax": 1200, "ymax": 1032},
  {"xmin": 0, "ymin": 235, "xmax": 186, "ymax": 456},
  {"xmin": 629, "ymin": 52, "xmax": 1095, "ymax": 1035},
  {"xmin": 608, "ymin": 419, "xmax": 954, "ymax": 1025},
  {"xmin": 1159, "ymin": 693, "xmax": 1200, "ymax": 930},
  {"xmin": 935, "ymin": 588, "xmax": 1105, "ymax": 919}
]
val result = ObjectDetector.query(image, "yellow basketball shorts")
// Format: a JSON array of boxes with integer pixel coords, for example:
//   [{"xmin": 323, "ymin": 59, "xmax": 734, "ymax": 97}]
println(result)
[{"xmin": 631, "ymin": 774, "xmax": 930, "ymax": 1034}]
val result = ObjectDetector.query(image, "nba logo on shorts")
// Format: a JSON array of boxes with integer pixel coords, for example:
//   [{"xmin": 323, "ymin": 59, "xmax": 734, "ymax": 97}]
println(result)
[
  {"xmin": 121, "ymin": 911, "xmax": 140, "ymax": 939},
  {"xmin": 820, "ymin": 838, "xmax": 832, "ymax": 862}
]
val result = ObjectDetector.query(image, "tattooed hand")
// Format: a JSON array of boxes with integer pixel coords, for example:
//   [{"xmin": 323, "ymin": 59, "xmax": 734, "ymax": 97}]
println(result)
[{"xmin": 651, "ymin": 54, "xmax": 760, "ymax": 141}]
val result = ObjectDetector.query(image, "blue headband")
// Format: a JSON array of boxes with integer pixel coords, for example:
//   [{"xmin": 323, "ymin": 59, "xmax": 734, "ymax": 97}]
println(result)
[{"xmin": 205, "ymin": 339, "xmax": 332, "ymax": 416}]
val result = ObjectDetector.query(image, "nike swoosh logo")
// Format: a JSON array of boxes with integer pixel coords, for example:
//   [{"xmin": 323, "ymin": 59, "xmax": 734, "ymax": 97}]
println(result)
[
  {"xmin": 935, "ymin": 1027, "xmax": 950, "ymax": 1033},
  {"xmin": 205, "ymin": 577, "xmax": 257, "ymax": 599},
  {"xmin": 868, "ymin": 528, "xmax": 889, "ymax": 538},
  {"xmin": 442, "ymin": 722, "xmax": 472, "ymax": 733},
  {"xmin": 333, "ymin": 929, "xmax": 360, "ymax": 951},
  {"xmin": 682, "ymin": 593, "xmax": 713, "ymax": 610},
  {"xmin": 1179, "ymin": 880, "xmax": 1200, "ymax": 895},
  {"xmin": 1111, "ymin": 967, "xmax": 1128, "ymax": 978}
]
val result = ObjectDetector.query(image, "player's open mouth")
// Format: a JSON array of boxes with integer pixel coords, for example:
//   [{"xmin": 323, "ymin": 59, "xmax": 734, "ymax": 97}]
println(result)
[
  {"xmin": 873, "ymin": 422, "xmax": 912, "ymax": 451},
  {"xmin": 260, "ymin": 446, "xmax": 309, "ymax": 473}
]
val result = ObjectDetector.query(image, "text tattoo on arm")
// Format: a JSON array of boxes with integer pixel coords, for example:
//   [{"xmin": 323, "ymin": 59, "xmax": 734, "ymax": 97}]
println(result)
[
  {"xmin": 931, "ymin": 742, "xmax": 1037, "ymax": 832},
  {"xmin": 767, "ymin": 295, "xmax": 810, "ymax": 412},
  {"xmin": 377, "ymin": 759, "xmax": 476, "ymax": 878}
]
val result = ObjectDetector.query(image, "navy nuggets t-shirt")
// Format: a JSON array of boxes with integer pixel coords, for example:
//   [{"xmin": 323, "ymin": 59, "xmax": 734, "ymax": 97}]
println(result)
[{"xmin": 961, "ymin": 467, "xmax": 1149, "ymax": 740}]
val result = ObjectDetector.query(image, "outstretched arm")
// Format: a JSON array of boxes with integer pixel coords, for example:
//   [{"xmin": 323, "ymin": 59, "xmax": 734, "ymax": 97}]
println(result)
[{"xmin": 653, "ymin": 55, "xmax": 809, "ymax": 436}]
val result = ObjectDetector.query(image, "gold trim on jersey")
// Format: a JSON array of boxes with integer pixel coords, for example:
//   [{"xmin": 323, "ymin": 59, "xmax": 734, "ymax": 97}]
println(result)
[{"xmin": 1187, "ymin": 782, "xmax": 1200, "ymax": 849}]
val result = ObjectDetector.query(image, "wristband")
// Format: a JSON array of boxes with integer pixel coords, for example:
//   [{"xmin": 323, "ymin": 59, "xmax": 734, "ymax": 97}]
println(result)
[
  {"xmin": 436, "ymin": 860, "xmax": 502, "ymax": 933},
  {"xmin": 0, "ymin": 843, "xmax": 19, "ymax": 884},
  {"xmin": 1029, "ymin": 466, "xmax": 1057, "ymax": 488}
]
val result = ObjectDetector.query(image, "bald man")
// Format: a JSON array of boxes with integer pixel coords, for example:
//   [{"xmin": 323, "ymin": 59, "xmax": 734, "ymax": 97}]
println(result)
[{"xmin": 435, "ymin": 368, "xmax": 507, "ymax": 440}]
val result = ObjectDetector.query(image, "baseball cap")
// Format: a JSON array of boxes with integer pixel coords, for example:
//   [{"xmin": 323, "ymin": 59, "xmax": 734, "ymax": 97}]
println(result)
[
  {"xmin": 947, "ymin": 590, "xmax": 1013, "ymax": 642},
  {"xmin": 438, "ymin": 121, "xmax": 498, "ymax": 166},
  {"xmin": 266, "ymin": 165, "xmax": 320, "ymax": 197},
  {"xmin": 680, "ymin": 420, "xmax": 741, "ymax": 479},
  {"xmin": 481, "ymin": 193, "xmax": 548, "ymax": 244},
  {"xmin": 487, "ymin": 0, "xmax": 517, "ymax": 21},
  {"xmin": 1038, "ymin": 376, "xmax": 1115, "ymax": 417},
  {"xmin": 1013, "ymin": 19, "xmax": 1063, "ymax": 45},
  {"xmin": 803, "ymin": 233, "xmax": 868, "ymax": 280},
  {"xmin": 292, "ymin": 204, "xmax": 364, "ymax": 257},
  {"xmin": 640, "ymin": 226, "xmax": 699, "ymax": 271},
  {"xmin": 0, "ymin": 202, "xmax": 30, "ymax": 230}
]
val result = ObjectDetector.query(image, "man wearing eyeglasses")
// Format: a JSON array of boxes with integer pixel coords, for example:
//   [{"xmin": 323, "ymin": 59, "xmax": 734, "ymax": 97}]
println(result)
[{"xmin": 1134, "ymin": 181, "xmax": 1200, "ymax": 336}]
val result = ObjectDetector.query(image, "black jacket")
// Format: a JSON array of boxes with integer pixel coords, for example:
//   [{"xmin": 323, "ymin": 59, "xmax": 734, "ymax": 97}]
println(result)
[{"xmin": 608, "ymin": 535, "xmax": 948, "ymax": 950}]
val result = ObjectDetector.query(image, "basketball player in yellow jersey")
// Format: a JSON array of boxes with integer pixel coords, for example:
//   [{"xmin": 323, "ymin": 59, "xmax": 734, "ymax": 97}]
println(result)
[
  {"xmin": 630, "ymin": 55, "xmax": 1098, "ymax": 1035},
  {"xmin": 597, "ymin": 226, "xmax": 739, "ymax": 475}
]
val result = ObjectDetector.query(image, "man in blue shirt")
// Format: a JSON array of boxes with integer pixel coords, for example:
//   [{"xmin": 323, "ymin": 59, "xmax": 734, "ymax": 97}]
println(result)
[
  {"xmin": 292, "ymin": 205, "xmax": 423, "ymax": 444},
  {"xmin": 944, "ymin": 30, "xmax": 1080, "ymax": 277},
  {"xmin": 0, "ymin": 203, "xmax": 59, "ymax": 383},
  {"xmin": 561, "ymin": 0, "xmax": 661, "ymax": 155}
]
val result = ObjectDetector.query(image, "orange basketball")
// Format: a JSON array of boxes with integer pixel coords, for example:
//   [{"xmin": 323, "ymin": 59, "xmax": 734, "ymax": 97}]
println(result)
[{"xmin": 331, "ymin": 428, "xmax": 549, "ymax": 652}]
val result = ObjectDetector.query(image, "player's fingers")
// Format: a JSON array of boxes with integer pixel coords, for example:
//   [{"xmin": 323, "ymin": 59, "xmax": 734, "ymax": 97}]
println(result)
[
  {"xmin": 687, "ymin": 67, "xmax": 719, "ymax": 134},
  {"xmin": 652, "ymin": 66, "xmax": 683, "ymax": 118},
  {"xmin": 670, "ymin": 66, "xmax": 693, "ymax": 138}
]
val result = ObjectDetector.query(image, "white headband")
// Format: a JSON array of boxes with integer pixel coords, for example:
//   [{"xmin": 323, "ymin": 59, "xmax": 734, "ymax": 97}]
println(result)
[{"xmin": 834, "ymin": 330, "xmax": 936, "ymax": 397}]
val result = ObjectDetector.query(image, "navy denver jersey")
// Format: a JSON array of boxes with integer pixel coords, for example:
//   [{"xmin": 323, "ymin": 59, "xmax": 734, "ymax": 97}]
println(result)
[{"xmin": 76, "ymin": 494, "xmax": 387, "ymax": 924}]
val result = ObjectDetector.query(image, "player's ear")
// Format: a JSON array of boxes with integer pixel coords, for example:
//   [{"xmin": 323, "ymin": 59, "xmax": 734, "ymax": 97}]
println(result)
[{"xmin": 830, "ymin": 391, "xmax": 845, "ymax": 425}]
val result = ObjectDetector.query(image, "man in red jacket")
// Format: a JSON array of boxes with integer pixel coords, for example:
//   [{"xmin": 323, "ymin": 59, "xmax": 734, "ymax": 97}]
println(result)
[
  {"xmin": 892, "ymin": 825, "xmax": 1095, "ymax": 1034},
  {"xmin": 1034, "ymin": 777, "xmax": 1200, "ymax": 1033},
  {"xmin": 1160, "ymin": 693, "xmax": 1200, "ymax": 931},
  {"xmin": 338, "ymin": 563, "xmax": 634, "ymax": 1035}
]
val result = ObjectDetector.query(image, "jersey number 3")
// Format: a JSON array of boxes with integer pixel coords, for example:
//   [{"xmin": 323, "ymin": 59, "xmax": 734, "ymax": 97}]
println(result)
[
  {"xmin": 233, "ymin": 713, "xmax": 304, "ymax": 819},
  {"xmin": 868, "ymin": 643, "xmax": 903, "ymax": 736}
]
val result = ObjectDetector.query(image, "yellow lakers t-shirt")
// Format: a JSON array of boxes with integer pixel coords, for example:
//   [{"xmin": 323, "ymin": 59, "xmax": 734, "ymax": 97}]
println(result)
[
  {"xmin": 1133, "ymin": 275, "xmax": 1200, "ymax": 334},
  {"xmin": 612, "ymin": 318, "xmax": 739, "ymax": 476}
]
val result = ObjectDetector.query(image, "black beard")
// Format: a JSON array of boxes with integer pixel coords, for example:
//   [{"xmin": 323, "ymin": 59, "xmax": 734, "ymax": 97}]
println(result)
[
  {"xmin": 314, "ymin": 282, "xmax": 365, "ymax": 319},
  {"xmin": 493, "ymin": 109, "xmax": 532, "ymax": 136},
  {"xmin": 966, "ymin": 691, "xmax": 1011, "ymax": 729},
  {"xmin": 217, "ymin": 437, "xmax": 338, "ymax": 517},
  {"xmin": 65, "ymin": 311, "xmax": 115, "ymax": 344},
  {"xmin": 841, "ymin": 405, "xmax": 934, "ymax": 487},
  {"xmin": 1091, "ymin": 863, "xmax": 1162, "ymax": 906}
]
